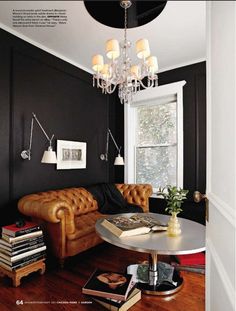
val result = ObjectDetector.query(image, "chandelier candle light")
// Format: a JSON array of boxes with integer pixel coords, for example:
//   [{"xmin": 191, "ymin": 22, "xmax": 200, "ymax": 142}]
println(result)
[{"xmin": 91, "ymin": 0, "xmax": 158, "ymax": 104}]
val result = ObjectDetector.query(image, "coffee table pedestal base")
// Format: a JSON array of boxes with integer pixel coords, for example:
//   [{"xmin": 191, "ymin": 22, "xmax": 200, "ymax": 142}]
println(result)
[
  {"xmin": 137, "ymin": 273, "xmax": 184, "ymax": 296},
  {"xmin": 136, "ymin": 253, "xmax": 184, "ymax": 296}
]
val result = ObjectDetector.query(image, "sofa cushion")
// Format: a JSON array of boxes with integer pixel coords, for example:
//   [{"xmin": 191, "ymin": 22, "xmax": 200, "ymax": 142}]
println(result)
[{"xmin": 67, "ymin": 211, "xmax": 104, "ymax": 240}]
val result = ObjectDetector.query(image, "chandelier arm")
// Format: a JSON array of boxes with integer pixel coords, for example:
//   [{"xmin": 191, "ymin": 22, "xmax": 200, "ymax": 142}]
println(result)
[
  {"xmin": 139, "ymin": 78, "xmax": 156, "ymax": 89},
  {"xmin": 105, "ymin": 83, "xmax": 118, "ymax": 94},
  {"xmin": 94, "ymin": 75, "xmax": 102, "ymax": 88}
]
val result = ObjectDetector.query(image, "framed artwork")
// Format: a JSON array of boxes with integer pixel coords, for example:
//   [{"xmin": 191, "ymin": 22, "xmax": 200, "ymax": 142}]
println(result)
[{"xmin": 57, "ymin": 140, "xmax": 87, "ymax": 170}]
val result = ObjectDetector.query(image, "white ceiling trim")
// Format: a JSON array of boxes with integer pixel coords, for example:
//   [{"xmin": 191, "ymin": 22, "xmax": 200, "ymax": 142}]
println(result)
[
  {"xmin": 1, "ymin": 20, "xmax": 205, "ymax": 76},
  {"xmin": 158, "ymin": 58, "xmax": 206, "ymax": 73}
]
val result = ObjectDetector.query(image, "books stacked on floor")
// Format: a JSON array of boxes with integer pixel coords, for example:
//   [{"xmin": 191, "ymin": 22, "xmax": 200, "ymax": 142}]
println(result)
[
  {"xmin": 0, "ymin": 221, "xmax": 46, "ymax": 271},
  {"xmin": 82, "ymin": 269, "xmax": 141, "ymax": 311},
  {"xmin": 171, "ymin": 252, "xmax": 205, "ymax": 274}
]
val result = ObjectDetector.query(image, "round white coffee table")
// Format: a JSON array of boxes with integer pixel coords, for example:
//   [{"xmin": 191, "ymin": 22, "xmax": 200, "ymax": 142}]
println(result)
[{"xmin": 95, "ymin": 213, "xmax": 205, "ymax": 295}]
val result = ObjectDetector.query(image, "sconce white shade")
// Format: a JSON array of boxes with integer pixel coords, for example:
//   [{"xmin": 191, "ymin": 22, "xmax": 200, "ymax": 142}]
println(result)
[
  {"xmin": 106, "ymin": 39, "xmax": 120, "ymax": 59},
  {"xmin": 136, "ymin": 38, "xmax": 150, "ymax": 59},
  {"xmin": 92, "ymin": 54, "xmax": 104, "ymax": 72},
  {"xmin": 41, "ymin": 147, "xmax": 57, "ymax": 164},
  {"xmin": 147, "ymin": 56, "xmax": 158, "ymax": 73},
  {"xmin": 114, "ymin": 154, "xmax": 124, "ymax": 166}
]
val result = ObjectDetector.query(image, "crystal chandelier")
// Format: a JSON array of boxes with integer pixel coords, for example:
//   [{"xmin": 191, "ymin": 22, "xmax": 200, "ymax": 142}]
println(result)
[{"xmin": 91, "ymin": 0, "xmax": 158, "ymax": 104}]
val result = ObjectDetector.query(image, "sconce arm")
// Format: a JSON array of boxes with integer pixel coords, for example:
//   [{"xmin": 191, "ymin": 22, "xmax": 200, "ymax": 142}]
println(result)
[
  {"xmin": 100, "ymin": 128, "xmax": 122, "ymax": 162},
  {"xmin": 32, "ymin": 113, "xmax": 54, "ymax": 146},
  {"xmin": 108, "ymin": 128, "xmax": 121, "ymax": 154},
  {"xmin": 21, "ymin": 112, "xmax": 55, "ymax": 160}
]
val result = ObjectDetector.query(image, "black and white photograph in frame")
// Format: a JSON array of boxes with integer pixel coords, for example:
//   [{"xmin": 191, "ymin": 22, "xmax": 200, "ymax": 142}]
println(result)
[{"xmin": 57, "ymin": 140, "xmax": 86, "ymax": 169}]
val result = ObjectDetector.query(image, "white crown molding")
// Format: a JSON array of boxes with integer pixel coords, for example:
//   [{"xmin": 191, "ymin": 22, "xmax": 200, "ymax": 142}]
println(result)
[
  {"xmin": 0, "ymin": 23, "xmax": 205, "ymax": 76},
  {"xmin": 0, "ymin": 22, "xmax": 93, "ymax": 75},
  {"xmin": 158, "ymin": 58, "xmax": 206, "ymax": 73}
]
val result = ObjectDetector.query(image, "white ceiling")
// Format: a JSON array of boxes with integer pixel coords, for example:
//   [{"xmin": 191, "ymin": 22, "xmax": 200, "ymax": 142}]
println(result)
[{"xmin": 0, "ymin": 1, "xmax": 206, "ymax": 73}]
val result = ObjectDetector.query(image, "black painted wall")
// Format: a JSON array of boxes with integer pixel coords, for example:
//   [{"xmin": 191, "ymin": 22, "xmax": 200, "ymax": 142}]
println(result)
[
  {"xmin": 0, "ymin": 27, "xmax": 206, "ymax": 226},
  {"xmin": 0, "ymin": 28, "xmax": 117, "ymax": 226}
]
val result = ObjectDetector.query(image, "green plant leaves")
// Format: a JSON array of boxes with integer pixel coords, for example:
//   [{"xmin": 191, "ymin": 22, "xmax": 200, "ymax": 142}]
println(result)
[{"xmin": 157, "ymin": 185, "xmax": 189, "ymax": 215}]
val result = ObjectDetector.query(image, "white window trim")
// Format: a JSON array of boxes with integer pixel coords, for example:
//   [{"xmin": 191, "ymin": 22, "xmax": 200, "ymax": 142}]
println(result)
[{"xmin": 124, "ymin": 80, "xmax": 186, "ymax": 194}]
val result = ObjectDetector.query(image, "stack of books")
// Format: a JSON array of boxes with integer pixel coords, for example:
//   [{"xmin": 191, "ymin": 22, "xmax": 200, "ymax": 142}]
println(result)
[
  {"xmin": 0, "ymin": 222, "xmax": 46, "ymax": 271},
  {"xmin": 171, "ymin": 252, "xmax": 205, "ymax": 274},
  {"xmin": 82, "ymin": 269, "xmax": 141, "ymax": 311}
]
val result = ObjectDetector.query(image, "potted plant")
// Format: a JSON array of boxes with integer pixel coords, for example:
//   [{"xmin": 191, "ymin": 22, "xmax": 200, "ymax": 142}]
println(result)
[{"xmin": 158, "ymin": 185, "xmax": 189, "ymax": 237}]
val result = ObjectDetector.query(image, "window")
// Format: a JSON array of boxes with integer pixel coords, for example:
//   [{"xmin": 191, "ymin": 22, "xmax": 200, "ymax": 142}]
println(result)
[{"xmin": 124, "ymin": 81, "xmax": 185, "ymax": 194}]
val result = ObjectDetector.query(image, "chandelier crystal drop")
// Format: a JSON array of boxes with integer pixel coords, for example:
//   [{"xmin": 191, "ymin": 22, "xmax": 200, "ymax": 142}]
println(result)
[{"xmin": 91, "ymin": 0, "xmax": 158, "ymax": 104}]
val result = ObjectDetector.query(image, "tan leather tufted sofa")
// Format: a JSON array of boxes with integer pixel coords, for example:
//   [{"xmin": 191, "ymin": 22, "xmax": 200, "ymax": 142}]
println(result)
[{"xmin": 18, "ymin": 184, "xmax": 152, "ymax": 266}]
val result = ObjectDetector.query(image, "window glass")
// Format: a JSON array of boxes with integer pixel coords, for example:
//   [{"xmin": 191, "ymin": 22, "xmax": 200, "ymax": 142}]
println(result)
[
  {"xmin": 136, "ymin": 145, "xmax": 176, "ymax": 188},
  {"xmin": 137, "ymin": 102, "xmax": 176, "ymax": 145},
  {"xmin": 135, "ymin": 101, "xmax": 177, "ymax": 188}
]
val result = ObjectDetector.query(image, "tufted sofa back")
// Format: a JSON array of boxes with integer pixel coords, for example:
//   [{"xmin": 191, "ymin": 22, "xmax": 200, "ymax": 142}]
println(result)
[
  {"xmin": 24, "ymin": 184, "xmax": 152, "ymax": 216},
  {"xmin": 36, "ymin": 188, "xmax": 99, "ymax": 216},
  {"xmin": 116, "ymin": 184, "xmax": 152, "ymax": 212}
]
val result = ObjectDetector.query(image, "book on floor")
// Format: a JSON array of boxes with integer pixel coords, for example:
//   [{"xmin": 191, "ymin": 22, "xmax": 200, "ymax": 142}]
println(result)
[
  {"xmin": 171, "ymin": 264, "xmax": 205, "ymax": 274},
  {"xmin": 170, "ymin": 252, "xmax": 205, "ymax": 274},
  {"xmin": 0, "ymin": 253, "xmax": 46, "ymax": 271},
  {"xmin": 0, "ymin": 241, "xmax": 45, "ymax": 256},
  {"xmin": 172, "ymin": 252, "xmax": 205, "ymax": 266},
  {"xmin": 82, "ymin": 269, "xmax": 135, "ymax": 301},
  {"xmin": 0, "ymin": 236, "xmax": 44, "ymax": 251},
  {"xmin": 2, "ymin": 222, "xmax": 41, "ymax": 237},
  {"xmin": 0, "ymin": 250, "xmax": 46, "ymax": 267},
  {"xmin": 100, "ymin": 214, "xmax": 167, "ymax": 238},
  {"xmin": 2, "ymin": 230, "xmax": 43, "ymax": 243},
  {"xmin": 0, "ymin": 245, "xmax": 46, "ymax": 262},
  {"xmin": 92, "ymin": 287, "xmax": 141, "ymax": 311}
]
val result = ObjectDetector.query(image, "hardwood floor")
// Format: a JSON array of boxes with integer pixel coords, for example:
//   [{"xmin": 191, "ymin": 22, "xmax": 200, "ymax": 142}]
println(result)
[{"xmin": 0, "ymin": 243, "xmax": 205, "ymax": 311}]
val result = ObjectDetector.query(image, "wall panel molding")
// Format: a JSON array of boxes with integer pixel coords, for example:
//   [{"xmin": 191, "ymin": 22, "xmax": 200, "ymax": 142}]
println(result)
[
  {"xmin": 206, "ymin": 238, "xmax": 235, "ymax": 309},
  {"xmin": 208, "ymin": 192, "xmax": 235, "ymax": 227}
]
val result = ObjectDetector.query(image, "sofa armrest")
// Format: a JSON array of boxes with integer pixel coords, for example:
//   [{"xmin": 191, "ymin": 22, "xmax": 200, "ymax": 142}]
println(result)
[
  {"xmin": 18, "ymin": 195, "xmax": 75, "ymax": 234},
  {"xmin": 116, "ymin": 184, "xmax": 153, "ymax": 212}
]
